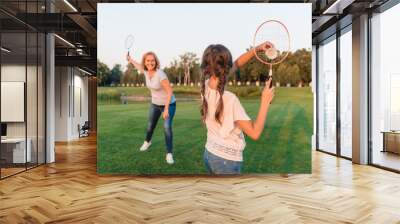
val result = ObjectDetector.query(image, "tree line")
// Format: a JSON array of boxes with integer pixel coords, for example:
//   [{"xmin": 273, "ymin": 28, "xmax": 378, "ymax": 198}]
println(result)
[{"xmin": 97, "ymin": 48, "xmax": 311, "ymax": 87}]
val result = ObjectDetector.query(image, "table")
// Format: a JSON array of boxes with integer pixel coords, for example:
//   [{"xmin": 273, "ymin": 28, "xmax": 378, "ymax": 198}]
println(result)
[{"xmin": 381, "ymin": 131, "xmax": 400, "ymax": 154}]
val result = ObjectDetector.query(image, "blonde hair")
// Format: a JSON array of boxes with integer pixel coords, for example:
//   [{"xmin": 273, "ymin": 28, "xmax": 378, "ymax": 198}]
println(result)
[{"xmin": 141, "ymin": 51, "xmax": 160, "ymax": 71}]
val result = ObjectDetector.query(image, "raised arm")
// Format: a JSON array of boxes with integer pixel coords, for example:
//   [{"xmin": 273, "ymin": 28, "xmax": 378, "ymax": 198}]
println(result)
[
  {"xmin": 126, "ymin": 54, "xmax": 144, "ymax": 74},
  {"xmin": 235, "ymin": 79, "xmax": 275, "ymax": 140},
  {"xmin": 230, "ymin": 42, "xmax": 273, "ymax": 74}
]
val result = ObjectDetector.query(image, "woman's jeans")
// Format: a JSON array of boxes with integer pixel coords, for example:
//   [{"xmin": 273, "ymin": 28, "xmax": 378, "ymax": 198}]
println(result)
[
  {"xmin": 145, "ymin": 102, "xmax": 176, "ymax": 153},
  {"xmin": 204, "ymin": 149, "xmax": 242, "ymax": 175}
]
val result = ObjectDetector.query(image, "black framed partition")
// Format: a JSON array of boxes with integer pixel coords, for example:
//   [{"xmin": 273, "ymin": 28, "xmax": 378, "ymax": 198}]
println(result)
[
  {"xmin": 315, "ymin": 21, "xmax": 353, "ymax": 160},
  {"xmin": 369, "ymin": 1, "xmax": 400, "ymax": 172},
  {"xmin": 316, "ymin": 34, "xmax": 337, "ymax": 156},
  {"xmin": 0, "ymin": 0, "xmax": 47, "ymax": 179},
  {"xmin": 338, "ymin": 25, "xmax": 353, "ymax": 159}
]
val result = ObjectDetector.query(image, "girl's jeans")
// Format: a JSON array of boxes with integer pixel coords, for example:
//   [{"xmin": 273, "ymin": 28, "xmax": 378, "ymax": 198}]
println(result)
[{"xmin": 204, "ymin": 149, "xmax": 242, "ymax": 174}]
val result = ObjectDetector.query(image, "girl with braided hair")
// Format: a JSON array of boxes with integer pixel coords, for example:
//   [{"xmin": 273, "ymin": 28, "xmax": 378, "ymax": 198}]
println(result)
[{"xmin": 200, "ymin": 44, "xmax": 275, "ymax": 174}]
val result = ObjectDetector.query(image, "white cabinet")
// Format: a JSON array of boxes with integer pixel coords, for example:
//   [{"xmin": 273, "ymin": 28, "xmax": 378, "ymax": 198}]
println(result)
[{"xmin": 1, "ymin": 138, "xmax": 32, "ymax": 163}]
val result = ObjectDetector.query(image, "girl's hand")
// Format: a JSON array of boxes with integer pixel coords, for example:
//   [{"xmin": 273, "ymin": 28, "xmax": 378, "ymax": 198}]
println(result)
[
  {"xmin": 255, "ymin": 41, "xmax": 274, "ymax": 52},
  {"xmin": 162, "ymin": 109, "xmax": 169, "ymax": 120},
  {"xmin": 126, "ymin": 54, "xmax": 131, "ymax": 62},
  {"xmin": 262, "ymin": 79, "xmax": 275, "ymax": 104}
]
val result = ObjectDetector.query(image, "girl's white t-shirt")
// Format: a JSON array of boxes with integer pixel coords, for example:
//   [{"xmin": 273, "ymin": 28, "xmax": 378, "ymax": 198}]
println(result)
[
  {"xmin": 204, "ymin": 80, "xmax": 251, "ymax": 161},
  {"xmin": 144, "ymin": 69, "xmax": 176, "ymax": 106}
]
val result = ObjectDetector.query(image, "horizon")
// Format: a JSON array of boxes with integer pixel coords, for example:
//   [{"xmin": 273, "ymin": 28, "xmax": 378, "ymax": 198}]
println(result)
[{"xmin": 98, "ymin": 47, "xmax": 312, "ymax": 71}]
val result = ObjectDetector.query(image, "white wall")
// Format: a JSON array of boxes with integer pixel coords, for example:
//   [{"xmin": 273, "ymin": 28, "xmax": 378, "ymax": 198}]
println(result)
[
  {"xmin": 1, "ymin": 65, "xmax": 26, "ymax": 82},
  {"xmin": 72, "ymin": 73, "xmax": 89, "ymax": 138},
  {"xmin": 55, "ymin": 66, "xmax": 70, "ymax": 141},
  {"xmin": 55, "ymin": 67, "xmax": 89, "ymax": 141}
]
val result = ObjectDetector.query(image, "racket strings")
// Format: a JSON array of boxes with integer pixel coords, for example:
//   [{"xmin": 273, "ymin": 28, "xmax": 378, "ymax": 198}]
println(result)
[
  {"xmin": 253, "ymin": 20, "xmax": 290, "ymax": 65},
  {"xmin": 125, "ymin": 35, "xmax": 134, "ymax": 49}
]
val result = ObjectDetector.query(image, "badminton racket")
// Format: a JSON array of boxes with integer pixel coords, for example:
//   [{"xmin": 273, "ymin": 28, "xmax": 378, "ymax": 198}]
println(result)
[{"xmin": 253, "ymin": 20, "xmax": 291, "ymax": 87}]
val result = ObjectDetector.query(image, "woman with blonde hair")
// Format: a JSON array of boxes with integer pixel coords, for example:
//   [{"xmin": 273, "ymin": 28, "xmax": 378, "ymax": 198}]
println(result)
[{"xmin": 127, "ymin": 51, "xmax": 176, "ymax": 164}]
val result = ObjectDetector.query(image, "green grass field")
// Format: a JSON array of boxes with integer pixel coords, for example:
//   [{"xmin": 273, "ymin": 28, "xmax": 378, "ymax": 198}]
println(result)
[{"xmin": 97, "ymin": 87, "xmax": 312, "ymax": 174}]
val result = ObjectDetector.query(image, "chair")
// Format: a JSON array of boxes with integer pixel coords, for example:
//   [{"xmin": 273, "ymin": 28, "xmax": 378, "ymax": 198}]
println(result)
[{"xmin": 78, "ymin": 121, "xmax": 90, "ymax": 138}]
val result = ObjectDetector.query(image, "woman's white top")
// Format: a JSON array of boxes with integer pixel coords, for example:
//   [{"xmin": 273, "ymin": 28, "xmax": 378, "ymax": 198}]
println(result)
[{"xmin": 144, "ymin": 69, "xmax": 176, "ymax": 106}]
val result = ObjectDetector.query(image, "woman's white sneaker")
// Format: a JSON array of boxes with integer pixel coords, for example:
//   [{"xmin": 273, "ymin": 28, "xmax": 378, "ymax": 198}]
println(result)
[
  {"xmin": 139, "ymin": 141, "xmax": 151, "ymax": 151},
  {"xmin": 166, "ymin": 153, "xmax": 174, "ymax": 164}
]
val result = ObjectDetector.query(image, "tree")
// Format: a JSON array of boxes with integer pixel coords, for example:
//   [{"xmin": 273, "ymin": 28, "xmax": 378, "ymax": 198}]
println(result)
[
  {"xmin": 122, "ymin": 63, "xmax": 140, "ymax": 85},
  {"xmin": 191, "ymin": 62, "xmax": 201, "ymax": 84},
  {"xmin": 179, "ymin": 52, "xmax": 198, "ymax": 85},
  {"xmin": 154, "ymin": 48, "xmax": 311, "ymax": 87},
  {"xmin": 237, "ymin": 48, "xmax": 311, "ymax": 86},
  {"xmin": 109, "ymin": 64, "xmax": 123, "ymax": 86},
  {"xmin": 287, "ymin": 64, "xmax": 301, "ymax": 86},
  {"xmin": 294, "ymin": 49, "xmax": 312, "ymax": 84},
  {"xmin": 164, "ymin": 59, "xmax": 183, "ymax": 84},
  {"xmin": 275, "ymin": 63, "xmax": 289, "ymax": 85},
  {"xmin": 97, "ymin": 60, "xmax": 110, "ymax": 86},
  {"xmin": 163, "ymin": 53, "xmax": 200, "ymax": 85}
]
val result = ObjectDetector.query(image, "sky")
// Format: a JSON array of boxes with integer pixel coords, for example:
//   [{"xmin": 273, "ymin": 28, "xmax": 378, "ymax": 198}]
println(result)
[{"xmin": 98, "ymin": 3, "xmax": 311, "ymax": 70}]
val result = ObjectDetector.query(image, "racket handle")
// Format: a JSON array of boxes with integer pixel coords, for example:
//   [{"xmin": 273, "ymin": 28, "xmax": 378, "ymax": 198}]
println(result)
[
  {"xmin": 268, "ymin": 66, "xmax": 273, "ymax": 88},
  {"xmin": 268, "ymin": 66, "xmax": 273, "ymax": 104},
  {"xmin": 127, "ymin": 51, "xmax": 130, "ymax": 56}
]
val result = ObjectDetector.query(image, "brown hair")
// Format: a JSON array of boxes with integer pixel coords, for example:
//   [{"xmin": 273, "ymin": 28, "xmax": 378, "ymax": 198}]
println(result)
[
  {"xmin": 200, "ymin": 44, "xmax": 233, "ymax": 124},
  {"xmin": 141, "ymin": 51, "xmax": 160, "ymax": 71}
]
